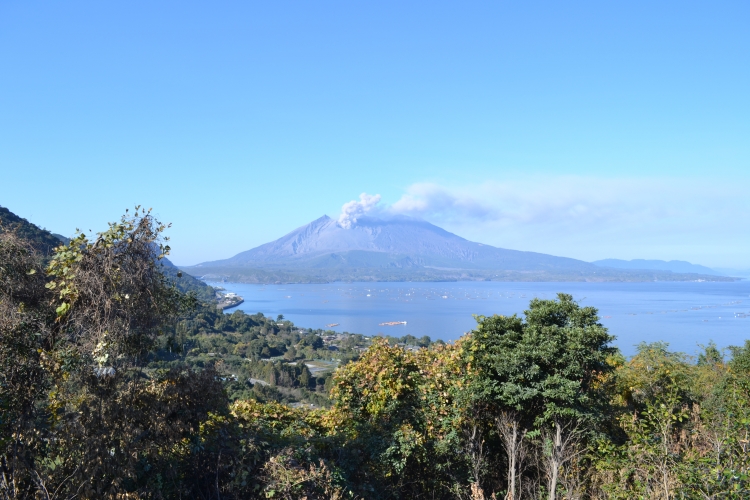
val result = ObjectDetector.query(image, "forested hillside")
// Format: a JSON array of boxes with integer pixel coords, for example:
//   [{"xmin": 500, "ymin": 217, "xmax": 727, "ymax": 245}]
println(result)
[
  {"xmin": 150, "ymin": 304, "xmax": 370, "ymax": 406},
  {"xmin": 160, "ymin": 256, "xmax": 217, "ymax": 302},
  {"xmin": 2, "ymin": 209, "xmax": 750, "ymax": 499},
  {"xmin": 0, "ymin": 204, "xmax": 215, "ymax": 301},
  {"xmin": 146, "ymin": 301, "xmax": 437, "ymax": 407},
  {"xmin": 0, "ymin": 205, "xmax": 67, "ymax": 254}
]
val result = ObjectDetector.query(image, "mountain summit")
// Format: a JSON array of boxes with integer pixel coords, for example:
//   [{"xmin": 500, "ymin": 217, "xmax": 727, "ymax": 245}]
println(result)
[{"xmin": 186, "ymin": 215, "xmax": 732, "ymax": 283}]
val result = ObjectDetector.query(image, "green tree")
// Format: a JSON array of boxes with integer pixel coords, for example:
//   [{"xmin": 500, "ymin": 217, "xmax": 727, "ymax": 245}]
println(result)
[
  {"xmin": 284, "ymin": 345, "xmax": 298, "ymax": 361},
  {"xmin": 468, "ymin": 293, "xmax": 615, "ymax": 499},
  {"xmin": 300, "ymin": 333, "xmax": 324, "ymax": 350}
]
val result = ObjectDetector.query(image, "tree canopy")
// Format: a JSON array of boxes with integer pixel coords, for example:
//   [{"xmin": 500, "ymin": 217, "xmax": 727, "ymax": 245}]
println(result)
[{"xmin": 2, "ymin": 209, "xmax": 750, "ymax": 499}]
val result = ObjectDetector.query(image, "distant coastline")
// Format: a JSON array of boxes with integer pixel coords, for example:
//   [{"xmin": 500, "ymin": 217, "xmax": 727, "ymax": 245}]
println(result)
[{"xmin": 184, "ymin": 265, "xmax": 739, "ymax": 285}]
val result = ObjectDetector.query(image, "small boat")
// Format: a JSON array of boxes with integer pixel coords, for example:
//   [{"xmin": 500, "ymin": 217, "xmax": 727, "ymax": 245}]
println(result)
[{"xmin": 378, "ymin": 321, "xmax": 407, "ymax": 326}]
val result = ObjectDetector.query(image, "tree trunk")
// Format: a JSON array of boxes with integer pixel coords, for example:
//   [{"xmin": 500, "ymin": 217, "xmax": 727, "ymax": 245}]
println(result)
[
  {"xmin": 547, "ymin": 421, "xmax": 562, "ymax": 500},
  {"xmin": 509, "ymin": 438, "xmax": 516, "ymax": 500},
  {"xmin": 508, "ymin": 421, "xmax": 518, "ymax": 500},
  {"xmin": 497, "ymin": 412, "xmax": 526, "ymax": 500},
  {"xmin": 471, "ymin": 482, "xmax": 486, "ymax": 500},
  {"xmin": 464, "ymin": 419, "xmax": 486, "ymax": 492}
]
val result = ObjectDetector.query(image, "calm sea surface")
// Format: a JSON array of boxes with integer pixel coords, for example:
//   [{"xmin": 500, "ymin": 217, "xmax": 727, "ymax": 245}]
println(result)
[{"xmin": 211, "ymin": 281, "xmax": 750, "ymax": 357}]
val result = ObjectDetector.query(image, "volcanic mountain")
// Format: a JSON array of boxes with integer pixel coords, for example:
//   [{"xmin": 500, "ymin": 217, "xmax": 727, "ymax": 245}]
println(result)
[
  {"xmin": 192, "ymin": 215, "xmax": 595, "ymax": 271},
  {"xmin": 184, "ymin": 215, "xmax": 731, "ymax": 283}
]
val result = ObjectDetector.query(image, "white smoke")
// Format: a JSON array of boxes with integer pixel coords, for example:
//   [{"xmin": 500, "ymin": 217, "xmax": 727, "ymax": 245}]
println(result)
[
  {"xmin": 338, "ymin": 193, "xmax": 382, "ymax": 229},
  {"xmin": 386, "ymin": 178, "xmax": 750, "ymax": 267}
]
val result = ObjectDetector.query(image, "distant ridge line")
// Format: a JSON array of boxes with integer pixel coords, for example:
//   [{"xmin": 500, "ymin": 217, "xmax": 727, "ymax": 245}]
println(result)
[{"xmin": 593, "ymin": 258, "xmax": 722, "ymax": 276}]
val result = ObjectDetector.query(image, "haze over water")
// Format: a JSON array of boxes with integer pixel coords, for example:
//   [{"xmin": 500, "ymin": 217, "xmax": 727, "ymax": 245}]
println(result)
[{"xmin": 214, "ymin": 281, "xmax": 750, "ymax": 357}]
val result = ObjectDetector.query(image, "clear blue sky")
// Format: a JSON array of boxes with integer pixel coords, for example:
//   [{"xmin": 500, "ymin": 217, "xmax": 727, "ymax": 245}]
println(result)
[{"xmin": 1, "ymin": 1, "xmax": 748, "ymax": 267}]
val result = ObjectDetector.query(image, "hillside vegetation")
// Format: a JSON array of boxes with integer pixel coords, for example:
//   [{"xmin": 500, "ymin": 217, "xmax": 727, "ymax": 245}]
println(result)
[
  {"xmin": 2, "ymin": 209, "xmax": 750, "ymax": 499},
  {"xmin": 0, "ymin": 205, "xmax": 67, "ymax": 254},
  {"xmin": 149, "ymin": 303, "xmax": 402, "ymax": 407},
  {"xmin": 0, "ymin": 204, "xmax": 216, "ymax": 301}
]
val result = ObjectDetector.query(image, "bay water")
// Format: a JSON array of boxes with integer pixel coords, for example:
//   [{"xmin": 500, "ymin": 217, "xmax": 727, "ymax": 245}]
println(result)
[{"xmin": 213, "ymin": 281, "xmax": 750, "ymax": 357}]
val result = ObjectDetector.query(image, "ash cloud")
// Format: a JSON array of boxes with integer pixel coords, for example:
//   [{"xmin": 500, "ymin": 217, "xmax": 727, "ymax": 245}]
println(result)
[
  {"xmin": 385, "ymin": 177, "xmax": 750, "ymax": 267},
  {"xmin": 338, "ymin": 193, "xmax": 382, "ymax": 229}
]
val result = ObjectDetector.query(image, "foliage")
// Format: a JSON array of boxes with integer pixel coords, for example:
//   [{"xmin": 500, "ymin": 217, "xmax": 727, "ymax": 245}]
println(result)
[
  {"xmin": 149, "ymin": 303, "xmax": 380, "ymax": 406},
  {"xmin": 3, "ymin": 209, "xmax": 750, "ymax": 499}
]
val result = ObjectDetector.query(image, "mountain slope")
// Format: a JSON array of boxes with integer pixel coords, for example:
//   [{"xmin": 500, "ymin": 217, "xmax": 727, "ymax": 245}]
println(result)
[
  {"xmin": 0, "ymin": 205, "xmax": 66, "ymax": 255},
  {"xmin": 186, "ymin": 215, "xmax": 734, "ymax": 283},
  {"xmin": 593, "ymin": 259, "xmax": 722, "ymax": 276}
]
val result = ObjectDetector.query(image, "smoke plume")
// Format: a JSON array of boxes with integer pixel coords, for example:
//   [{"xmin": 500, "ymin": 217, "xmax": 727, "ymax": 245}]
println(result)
[{"xmin": 338, "ymin": 193, "xmax": 381, "ymax": 229}]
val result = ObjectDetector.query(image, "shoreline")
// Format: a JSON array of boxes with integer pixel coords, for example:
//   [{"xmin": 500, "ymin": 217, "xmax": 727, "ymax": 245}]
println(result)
[{"xmin": 218, "ymin": 297, "xmax": 244, "ymax": 310}]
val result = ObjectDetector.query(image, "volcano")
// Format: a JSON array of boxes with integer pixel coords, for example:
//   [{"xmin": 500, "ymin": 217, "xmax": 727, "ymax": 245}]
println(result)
[
  {"xmin": 191, "ymin": 215, "xmax": 597, "ymax": 273},
  {"xmin": 180, "ymin": 215, "xmax": 735, "ymax": 283}
]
